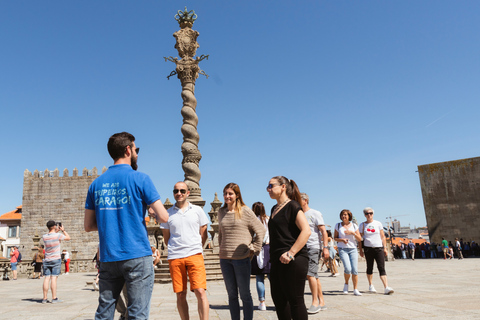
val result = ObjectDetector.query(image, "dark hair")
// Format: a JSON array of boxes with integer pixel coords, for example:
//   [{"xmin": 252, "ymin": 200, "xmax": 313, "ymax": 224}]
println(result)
[
  {"xmin": 252, "ymin": 202, "xmax": 267, "ymax": 224},
  {"xmin": 107, "ymin": 132, "xmax": 135, "ymax": 161},
  {"xmin": 271, "ymin": 176, "xmax": 302, "ymax": 204},
  {"xmin": 46, "ymin": 220, "xmax": 56, "ymax": 229},
  {"xmin": 339, "ymin": 209, "xmax": 353, "ymax": 221},
  {"xmin": 222, "ymin": 183, "xmax": 246, "ymax": 219},
  {"xmin": 327, "ymin": 230, "xmax": 332, "ymax": 238}
]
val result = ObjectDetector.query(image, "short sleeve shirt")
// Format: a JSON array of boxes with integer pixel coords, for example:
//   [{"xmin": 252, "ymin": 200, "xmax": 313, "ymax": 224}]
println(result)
[
  {"xmin": 85, "ymin": 164, "xmax": 161, "ymax": 262},
  {"xmin": 359, "ymin": 220, "xmax": 384, "ymax": 248},
  {"xmin": 335, "ymin": 222, "xmax": 358, "ymax": 249},
  {"xmin": 160, "ymin": 203, "xmax": 209, "ymax": 260},
  {"xmin": 43, "ymin": 233, "xmax": 66, "ymax": 261},
  {"xmin": 304, "ymin": 209, "xmax": 325, "ymax": 249}
]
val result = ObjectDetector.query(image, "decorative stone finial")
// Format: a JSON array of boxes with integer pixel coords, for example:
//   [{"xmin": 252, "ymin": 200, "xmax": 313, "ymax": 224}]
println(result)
[{"xmin": 175, "ymin": 7, "xmax": 197, "ymax": 28}]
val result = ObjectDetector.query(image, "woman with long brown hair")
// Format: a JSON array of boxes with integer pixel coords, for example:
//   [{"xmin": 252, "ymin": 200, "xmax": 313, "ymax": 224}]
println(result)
[
  {"xmin": 250, "ymin": 201, "xmax": 270, "ymax": 311},
  {"xmin": 266, "ymin": 176, "xmax": 311, "ymax": 320},
  {"xmin": 218, "ymin": 183, "xmax": 265, "ymax": 320}
]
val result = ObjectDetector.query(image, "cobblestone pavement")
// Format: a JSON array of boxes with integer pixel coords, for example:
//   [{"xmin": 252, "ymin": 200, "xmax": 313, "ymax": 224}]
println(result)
[{"xmin": 1, "ymin": 257, "xmax": 479, "ymax": 320}]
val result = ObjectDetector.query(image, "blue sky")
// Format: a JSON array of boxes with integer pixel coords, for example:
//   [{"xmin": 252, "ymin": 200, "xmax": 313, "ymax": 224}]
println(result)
[{"xmin": 1, "ymin": 1, "xmax": 479, "ymax": 230}]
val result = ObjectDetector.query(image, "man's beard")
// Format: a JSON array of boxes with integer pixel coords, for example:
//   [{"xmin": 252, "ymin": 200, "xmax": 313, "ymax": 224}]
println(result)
[{"xmin": 131, "ymin": 155, "xmax": 138, "ymax": 171}]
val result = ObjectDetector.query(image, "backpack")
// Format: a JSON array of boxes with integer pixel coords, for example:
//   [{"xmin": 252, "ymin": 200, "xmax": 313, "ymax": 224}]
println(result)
[{"xmin": 17, "ymin": 251, "xmax": 22, "ymax": 262}]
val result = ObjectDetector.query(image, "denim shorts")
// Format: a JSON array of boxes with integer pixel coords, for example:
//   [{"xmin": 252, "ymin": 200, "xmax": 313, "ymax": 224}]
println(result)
[
  {"xmin": 43, "ymin": 259, "xmax": 62, "ymax": 276},
  {"xmin": 11, "ymin": 262, "xmax": 18, "ymax": 271}
]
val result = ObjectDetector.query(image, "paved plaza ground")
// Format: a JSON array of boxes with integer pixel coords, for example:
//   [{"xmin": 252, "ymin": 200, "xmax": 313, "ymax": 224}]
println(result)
[{"xmin": 1, "ymin": 257, "xmax": 479, "ymax": 320}]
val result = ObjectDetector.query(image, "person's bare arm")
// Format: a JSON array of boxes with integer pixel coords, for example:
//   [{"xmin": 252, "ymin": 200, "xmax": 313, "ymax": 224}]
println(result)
[
  {"xmin": 149, "ymin": 200, "xmax": 169, "ymax": 223},
  {"xmin": 162, "ymin": 229, "xmax": 170, "ymax": 247},
  {"xmin": 59, "ymin": 225, "xmax": 71, "ymax": 241},
  {"xmin": 84, "ymin": 209, "xmax": 98, "ymax": 232},
  {"xmin": 200, "ymin": 225, "xmax": 208, "ymax": 247},
  {"xmin": 319, "ymin": 225, "xmax": 330, "ymax": 260}
]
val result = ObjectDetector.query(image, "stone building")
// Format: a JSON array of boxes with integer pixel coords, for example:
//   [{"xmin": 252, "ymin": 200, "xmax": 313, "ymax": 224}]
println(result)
[
  {"xmin": 418, "ymin": 157, "xmax": 480, "ymax": 244},
  {"xmin": 20, "ymin": 167, "xmax": 102, "ymax": 260}
]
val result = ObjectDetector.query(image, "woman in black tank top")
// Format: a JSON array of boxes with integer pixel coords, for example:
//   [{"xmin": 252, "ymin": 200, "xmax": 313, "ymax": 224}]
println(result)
[{"xmin": 266, "ymin": 176, "xmax": 311, "ymax": 320}]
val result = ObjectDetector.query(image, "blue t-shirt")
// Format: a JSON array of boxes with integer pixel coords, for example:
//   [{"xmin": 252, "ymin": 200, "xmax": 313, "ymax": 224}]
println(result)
[{"xmin": 85, "ymin": 164, "xmax": 161, "ymax": 262}]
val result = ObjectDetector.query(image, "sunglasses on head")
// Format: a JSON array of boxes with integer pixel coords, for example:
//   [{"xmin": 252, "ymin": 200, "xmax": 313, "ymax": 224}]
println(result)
[{"xmin": 173, "ymin": 189, "xmax": 187, "ymax": 194}]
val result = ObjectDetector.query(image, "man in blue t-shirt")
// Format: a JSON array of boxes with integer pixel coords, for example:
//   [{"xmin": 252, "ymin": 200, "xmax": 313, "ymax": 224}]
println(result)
[{"xmin": 85, "ymin": 132, "xmax": 169, "ymax": 320}]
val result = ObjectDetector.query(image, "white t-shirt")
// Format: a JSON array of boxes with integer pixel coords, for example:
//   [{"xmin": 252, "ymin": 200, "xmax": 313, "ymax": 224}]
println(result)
[
  {"xmin": 359, "ymin": 220, "xmax": 384, "ymax": 248},
  {"xmin": 64, "ymin": 251, "xmax": 70, "ymax": 260},
  {"xmin": 335, "ymin": 222, "xmax": 358, "ymax": 249},
  {"xmin": 160, "ymin": 202, "xmax": 209, "ymax": 260},
  {"xmin": 305, "ymin": 209, "xmax": 325, "ymax": 249}
]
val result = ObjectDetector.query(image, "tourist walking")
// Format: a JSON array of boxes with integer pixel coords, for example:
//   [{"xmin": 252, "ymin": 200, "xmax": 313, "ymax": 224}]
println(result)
[
  {"xmin": 250, "ymin": 201, "xmax": 271, "ymax": 311},
  {"xmin": 84, "ymin": 131, "xmax": 169, "ymax": 319},
  {"xmin": 62, "ymin": 249, "xmax": 70, "ymax": 274},
  {"xmin": 326, "ymin": 230, "xmax": 338, "ymax": 277},
  {"xmin": 42, "ymin": 220, "xmax": 71, "ymax": 303},
  {"xmin": 300, "ymin": 192, "xmax": 329, "ymax": 314},
  {"xmin": 32, "ymin": 248, "xmax": 44, "ymax": 279},
  {"xmin": 408, "ymin": 240, "xmax": 416, "ymax": 260},
  {"xmin": 267, "ymin": 176, "xmax": 311, "ymax": 320},
  {"xmin": 218, "ymin": 183, "xmax": 265, "ymax": 320},
  {"xmin": 455, "ymin": 238, "xmax": 464, "ymax": 259},
  {"xmin": 9, "ymin": 246, "xmax": 19, "ymax": 280},
  {"xmin": 358, "ymin": 207, "xmax": 394, "ymax": 295},
  {"xmin": 441, "ymin": 238, "xmax": 449, "ymax": 259},
  {"xmin": 160, "ymin": 181, "xmax": 210, "ymax": 320},
  {"xmin": 334, "ymin": 209, "xmax": 362, "ymax": 296}
]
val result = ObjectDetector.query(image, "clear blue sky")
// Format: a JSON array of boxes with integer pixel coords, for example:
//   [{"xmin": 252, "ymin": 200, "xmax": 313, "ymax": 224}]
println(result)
[{"xmin": 1, "ymin": 1, "xmax": 479, "ymax": 230}]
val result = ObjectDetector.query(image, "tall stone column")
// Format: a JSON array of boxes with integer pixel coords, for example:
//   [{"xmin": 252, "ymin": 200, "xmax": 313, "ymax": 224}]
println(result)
[{"xmin": 165, "ymin": 7, "xmax": 208, "ymax": 207}]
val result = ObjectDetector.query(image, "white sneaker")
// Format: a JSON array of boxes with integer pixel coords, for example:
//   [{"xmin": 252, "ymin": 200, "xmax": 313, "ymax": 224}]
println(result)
[
  {"xmin": 65, "ymin": 272, "xmax": 69, "ymax": 275},
  {"xmin": 343, "ymin": 284, "xmax": 349, "ymax": 294},
  {"xmin": 354, "ymin": 289, "xmax": 362, "ymax": 296},
  {"xmin": 384, "ymin": 287, "xmax": 394, "ymax": 295},
  {"xmin": 369, "ymin": 285, "xmax": 377, "ymax": 293},
  {"xmin": 258, "ymin": 301, "xmax": 266, "ymax": 311}
]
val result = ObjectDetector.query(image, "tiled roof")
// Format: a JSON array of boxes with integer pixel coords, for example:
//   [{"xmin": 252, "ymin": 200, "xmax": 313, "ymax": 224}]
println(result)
[
  {"xmin": 0, "ymin": 205, "xmax": 22, "ymax": 221},
  {"xmin": 392, "ymin": 237, "xmax": 427, "ymax": 245}
]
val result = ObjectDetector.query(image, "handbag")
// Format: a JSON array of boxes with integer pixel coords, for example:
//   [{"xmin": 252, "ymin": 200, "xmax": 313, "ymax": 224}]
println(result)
[{"xmin": 257, "ymin": 246, "xmax": 265, "ymax": 269}]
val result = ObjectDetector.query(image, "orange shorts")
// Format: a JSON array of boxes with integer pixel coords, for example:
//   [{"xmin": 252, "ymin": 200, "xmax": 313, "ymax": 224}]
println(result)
[{"xmin": 169, "ymin": 253, "xmax": 207, "ymax": 293}]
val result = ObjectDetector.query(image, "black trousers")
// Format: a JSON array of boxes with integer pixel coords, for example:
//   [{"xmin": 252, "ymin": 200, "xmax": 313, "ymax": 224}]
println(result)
[
  {"xmin": 363, "ymin": 246, "xmax": 387, "ymax": 276},
  {"xmin": 270, "ymin": 255, "xmax": 308, "ymax": 320}
]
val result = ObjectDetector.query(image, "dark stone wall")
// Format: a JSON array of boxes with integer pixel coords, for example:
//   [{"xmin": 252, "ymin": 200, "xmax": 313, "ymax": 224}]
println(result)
[
  {"xmin": 418, "ymin": 157, "xmax": 480, "ymax": 244},
  {"xmin": 20, "ymin": 168, "xmax": 102, "ymax": 260}
]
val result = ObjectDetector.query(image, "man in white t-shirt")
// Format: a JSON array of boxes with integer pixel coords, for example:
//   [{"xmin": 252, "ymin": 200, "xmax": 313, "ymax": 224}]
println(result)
[
  {"xmin": 300, "ymin": 193, "xmax": 329, "ymax": 314},
  {"xmin": 160, "ymin": 182, "xmax": 209, "ymax": 320}
]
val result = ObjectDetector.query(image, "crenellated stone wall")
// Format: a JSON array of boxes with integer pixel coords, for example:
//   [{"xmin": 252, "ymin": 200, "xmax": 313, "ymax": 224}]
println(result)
[{"xmin": 21, "ymin": 167, "xmax": 107, "ymax": 260}]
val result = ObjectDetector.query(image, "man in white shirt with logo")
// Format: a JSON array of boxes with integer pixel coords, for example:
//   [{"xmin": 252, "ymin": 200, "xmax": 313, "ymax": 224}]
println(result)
[
  {"xmin": 160, "ymin": 181, "xmax": 209, "ymax": 320},
  {"xmin": 300, "ymin": 193, "xmax": 329, "ymax": 314}
]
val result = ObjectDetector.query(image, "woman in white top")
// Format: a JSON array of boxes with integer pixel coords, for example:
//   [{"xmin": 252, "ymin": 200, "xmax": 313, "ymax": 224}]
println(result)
[
  {"xmin": 359, "ymin": 207, "xmax": 394, "ymax": 295},
  {"xmin": 334, "ymin": 209, "xmax": 362, "ymax": 296}
]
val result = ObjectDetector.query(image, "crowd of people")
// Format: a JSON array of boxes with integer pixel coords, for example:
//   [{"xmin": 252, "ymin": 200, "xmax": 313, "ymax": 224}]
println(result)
[
  {"xmin": 81, "ymin": 132, "xmax": 402, "ymax": 320},
  {"xmin": 13, "ymin": 131, "xmax": 444, "ymax": 319},
  {"xmin": 392, "ymin": 238, "xmax": 479, "ymax": 260}
]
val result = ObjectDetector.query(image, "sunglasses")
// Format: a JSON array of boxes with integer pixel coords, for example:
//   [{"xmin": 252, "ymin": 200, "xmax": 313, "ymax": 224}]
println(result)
[
  {"xmin": 365, "ymin": 212, "xmax": 373, "ymax": 215},
  {"xmin": 173, "ymin": 189, "xmax": 187, "ymax": 194},
  {"xmin": 126, "ymin": 145, "xmax": 140, "ymax": 154},
  {"xmin": 266, "ymin": 183, "xmax": 280, "ymax": 190}
]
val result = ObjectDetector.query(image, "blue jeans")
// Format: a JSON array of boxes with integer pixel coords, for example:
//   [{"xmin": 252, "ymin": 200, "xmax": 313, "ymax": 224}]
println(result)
[
  {"xmin": 338, "ymin": 247, "xmax": 358, "ymax": 275},
  {"xmin": 95, "ymin": 255, "xmax": 154, "ymax": 320},
  {"xmin": 220, "ymin": 258, "xmax": 253, "ymax": 320},
  {"xmin": 401, "ymin": 250, "xmax": 407, "ymax": 259},
  {"xmin": 256, "ymin": 274, "xmax": 270, "ymax": 301}
]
